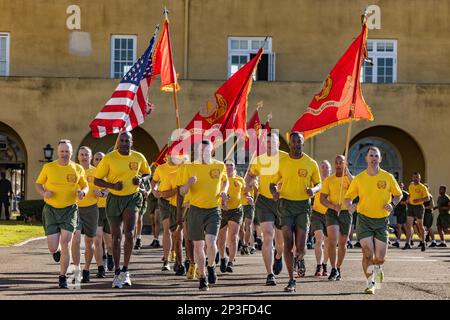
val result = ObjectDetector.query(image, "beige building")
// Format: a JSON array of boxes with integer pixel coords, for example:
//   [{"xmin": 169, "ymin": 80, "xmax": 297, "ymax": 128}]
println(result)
[{"xmin": 0, "ymin": 0, "xmax": 449, "ymax": 214}]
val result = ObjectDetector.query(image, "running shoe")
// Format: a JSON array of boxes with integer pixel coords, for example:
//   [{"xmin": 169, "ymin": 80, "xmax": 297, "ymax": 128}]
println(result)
[
  {"xmin": 429, "ymin": 242, "xmax": 437, "ymax": 248},
  {"xmin": 354, "ymin": 242, "xmax": 361, "ymax": 248},
  {"xmin": 402, "ymin": 243, "xmax": 411, "ymax": 250},
  {"xmin": 175, "ymin": 264, "xmax": 186, "ymax": 276},
  {"xmin": 112, "ymin": 275, "xmax": 122, "ymax": 288},
  {"xmin": 58, "ymin": 275, "xmax": 68, "ymax": 289},
  {"xmin": 284, "ymin": 279, "xmax": 296, "ymax": 292},
  {"xmin": 207, "ymin": 266, "xmax": 217, "ymax": 284},
  {"xmin": 314, "ymin": 264, "xmax": 322, "ymax": 276},
  {"xmin": 199, "ymin": 277, "xmax": 209, "ymax": 291},
  {"xmin": 249, "ymin": 246, "xmax": 257, "ymax": 254},
  {"xmin": 364, "ymin": 281, "xmax": 376, "ymax": 294},
  {"xmin": 421, "ymin": 241, "xmax": 426, "ymax": 252},
  {"xmin": 186, "ymin": 263, "xmax": 197, "ymax": 280},
  {"xmin": 121, "ymin": 271, "xmax": 131, "ymax": 286},
  {"xmin": 336, "ymin": 268, "xmax": 342, "ymax": 281},
  {"xmin": 322, "ymin": 263, "xmax": 328, "ymax": 277},
  {"xmin": 220, "ymin": 258, "xmax": 228, "ymax": 273},
  {"xmin": 81, "ymin": 270, "xmax": 90, "ymax": 283},
  {"xmin": 169, "ymin": 250, "xmax": 176, "ymax": 263},
  {"xmin": 52, "ymin": 250, "xmax": 61, "ymax": 263},
  {"xmin": 328, "ymin": 268, "xmax": 339, "ymax": 281},
  {"xmin": 392, "ymin": 241, "xmax": 400, "ymax": 248},
  {"xmin": 161, "ymin": 260, "xmax": 170, "ymax": 271},
  {"xmin": 96, "ymin": 266, "xmax": 106, "ymax": 278},
  {"xmin": 134, "ymin": 238, "xmax": 142, "ymax": 250},
  {"xmin": 437, "ymin": 242, "xmax": 448, "ymax": 247},
  {"xmin": 226, "ymin": 261, "xmax": 234, "ymax": 273},
  {"xmin": 266, "ymin": 273, "xmax": 276, "ymax": 286}
]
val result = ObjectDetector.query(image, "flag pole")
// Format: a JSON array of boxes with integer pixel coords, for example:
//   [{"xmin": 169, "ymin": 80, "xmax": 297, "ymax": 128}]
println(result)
[
  {"xmin": 337, "ymin": 10, "xmax": 369, "ymax": 208},
  {"xmin": 164, "ymin": 7, "xmax": 181, "ymax": 130}
]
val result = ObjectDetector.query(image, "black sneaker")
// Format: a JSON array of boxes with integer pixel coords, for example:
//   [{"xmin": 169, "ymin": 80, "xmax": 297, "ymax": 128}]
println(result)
[
  {"xmin": 429, "ymin": 242, "xmax": 437, "ymax": 248},
  {"xmin": 437, "ymin": 242, "xmax": 448, "ymax": 247},
  {"xmin": 175, "ymin": 264, "xmax": 186, "ymax": 276},
  {"xmin": 284, "ymin": 279, "xmax": 296, "ymax": 292},
  {"xmin": 134, "ymin": 238, "xmax": 142, "ymax": 250},
  {"xmin": 161, "ymin": 261, "xmax": 170, "ymax": 271},
  {"xmin": 421, "ymin": 241, "xmax": 426, "ymax": 252},
  {"xmin": 58, "ymin": 275, "xmax": 68, "ymax": 289},
  {"xmin": 52, "ymin": 250, "xmax": 61, "ymax": 263},
  {"xmin": 266, "ymin": 273, "xmax": 276, "ymax": 286},
  {"xmin": 297, "ymin": 258, "xmax": 306, "ymax": 278},
  {"xmin": 354, "ymin": 242, "xmax": 361, "ymax": 248},
  {"xmin": 220, "ymin": 258, "xmax": 228, "ymax": 273},
  {"xmin": 336, "ymin": 268, "xmax": 342, "ymax": 281},
  {"xmin": 402, "ymin": 243, "xmax": 411, "ymax": 250},
  {"xmin": 417, "ymin": 241, "xmax": 423, "ymax": 248},
  {"xmin": 392, "ymin": 241, "xmax": 400, "ymax": 248},
  {"xmin": 199, "ymin": 277, "xmax": 209, "ymax": 291},
  {"xmin": 306, "ymin": 242, "xmax": 313, "ymax": 250},
  {"xmin": 410, "ymin": 240, "xmax": 414, "ymax": 246},
  {"xmin": 207, "ymin": 266, "xmax": 217, "ymax": 284},
  {"xmin": 81, "ymin": 270, "xmax": 90, "ymax": 283},
  {"xmin": 425, "ymin": 234, "xmax": 430, "ymax": 243},
  {"xmin": 328, "ymin": 268, "xmax": 339, "ymax": 281},
  {"xmin": 226, "ymin": 262, "xmax": 234, "ymax": 273},
  {"xmin": 184, "ymin": 260, "xmax": 190, "ymax": 271},
  {"xmin": 249, "ymin": 246, "xmax": 257, "ymax": 254},
  {"xmin": 273, "ymin": 256, "xmax": 283, "ymax": 275},
  {"xmin": 215, "ymin": 252, "xmax": 220, "ymax": 265},
  {"xmin": 149, "ymin": 239, "xmax": 157, "ymax": 248},
  {"xmin": 107, "ymin": 255, "xmax": 114, "ymax": 271},
  {"xmin": 346, "ymin": 241, "xmax": 354, "ymax": 249},
  {"xmin": 96, "ymin": 266, "xmax": 106, "ymax": 278},
  {"xmin": 255, "ymin": 237, "xmax": 262, "ymax": 250},
  {"xmin": 154, "ymin": 239, "xmax": 161, "ymax": 248}
]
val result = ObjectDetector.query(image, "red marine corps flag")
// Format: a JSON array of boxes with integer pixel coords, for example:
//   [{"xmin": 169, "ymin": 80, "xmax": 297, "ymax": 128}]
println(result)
[{"xmin": 291, "ymin": 17, "xmax": 373, "ymax": 139}]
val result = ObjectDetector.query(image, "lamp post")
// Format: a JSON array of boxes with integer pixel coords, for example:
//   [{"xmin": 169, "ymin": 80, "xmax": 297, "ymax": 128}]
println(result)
[{"xmin": 43, "ymin": 144, "xmax": 54, "ymax": 162}]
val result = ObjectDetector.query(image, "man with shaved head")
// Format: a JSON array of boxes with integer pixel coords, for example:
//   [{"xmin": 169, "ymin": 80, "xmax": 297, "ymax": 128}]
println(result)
[{"xmin": 94, "ymin": 131, "xmax": 151, "ymax": 288}]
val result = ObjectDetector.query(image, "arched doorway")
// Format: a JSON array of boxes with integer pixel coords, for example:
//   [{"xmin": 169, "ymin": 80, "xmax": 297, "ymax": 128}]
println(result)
[
  {"xmin": 348, "ymin": 126, "xmax": 425, "ymax": 183},
  {"xmin": 0, "ymin": 122, "xmax": 27, "ymax": 217},
  {"xmin": 78, "ymin": 127, "xmax": 160, "ymax": 164}
]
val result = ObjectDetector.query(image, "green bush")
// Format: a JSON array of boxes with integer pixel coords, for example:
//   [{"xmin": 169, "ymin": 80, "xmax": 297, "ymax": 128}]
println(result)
[{"xmin": 18, "ymin": 200, "xmax": 45, "ymax": 222}]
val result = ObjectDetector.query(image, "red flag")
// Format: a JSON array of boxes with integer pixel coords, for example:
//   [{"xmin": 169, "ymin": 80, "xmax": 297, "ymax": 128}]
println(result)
[
  {"xmin": 152, "ymin": 19, "xmax": 180, "ymax": 92},
  {"xmin": 291, "ymin": 23, "xmax": 373, "ymax": 139},
  {"xmin": 152, "ymin": 144, "xmax": 169, "ymax": 167},
  {"xmin": 167, "ymin": 48, "xmax": 264, "ymax": 158}
]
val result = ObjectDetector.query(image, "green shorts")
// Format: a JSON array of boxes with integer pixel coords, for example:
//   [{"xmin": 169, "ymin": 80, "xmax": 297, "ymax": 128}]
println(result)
[
  {"xmin": 256, "ymin": 195, "xmax": 281, "ymax": 229},
  {"xmin": 148, "ymin": 197, "xmax": 158, "ymax": 214},
  {"xmin": 42, "ymin": 204, "xmax": 78, "ymax": 236},
  {"xmin": 437, "ymin": 213, "xmax": 450, "ymax": 229},
  {"xmin": 356, "ymin": 213, "xmax": 389, "ymax": 243},
  {"xmin": 277, "ymin": 199, "xmax": 311, "ymax": 231},
  {"xmin": 408, "ymin": 204, "xmax": 425, "ymax": 220},
  {"xmin": 77, "ymin": 204, "xmax": 99, "ymax": 238},
  {"xmin": 139, "ymin": 195, "xmax": 148, "ymax": 217},
  {"xmin": 395, "ymin": 207, "xmax": 407, "ymax": 225},
  {"xmin": 220, "ymin": 207, "xmax": 244, "ymax": 229},
  {"xmin": 326, "ymin": 209, "xmax": 352, "ymax": 236},
  {"xmin": 243, "ymin": 205, "xmax": 255, "ymax": 221},
  {"xmin": 311, "ymin": 211, "xmax": 327, "ymax": 236},
  {"xmin": 424, "ymin": 210, "xmax": 433, "ymax": 228},
  {"xmin": 352, "ymin": 211, "xmax": 358, "ymax": 227},
  {"xmin": 159, "ymin": 198, "xmax": 178, "ymax": 232},
  {"xmin": 187, "ymin": 205, "xmax": 221, "ymax": 241},
  {"xmin": 106, "ymin": 192, "xmax": 142, "ymax": 225},
  {"xmin": 98, "ymin": 207, "xmax": 111, "ymax": 234}
]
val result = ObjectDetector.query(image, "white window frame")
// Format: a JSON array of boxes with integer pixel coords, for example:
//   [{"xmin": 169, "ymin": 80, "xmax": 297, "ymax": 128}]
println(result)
[
  {"xmin": 227, "ymin": 37, "xmax": 275, "ymax": 81},
  {"xmin": 361, "ymin": 39, "xmax": 397, "ymax": 84},
  {"xmin": 110, "ymin": 35, "xmax": 137, "ymax": 79},
  {"xmin": 0, "ymin": 33, "xmax": 10, "ymax": 77}
]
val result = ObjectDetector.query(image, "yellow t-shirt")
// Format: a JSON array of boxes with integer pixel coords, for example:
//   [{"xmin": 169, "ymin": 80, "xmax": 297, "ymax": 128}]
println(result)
[
  {"xmin": 36, "ymin": 160, "xmax": 88, "ymax": 209},
  {"xmin": 176, "ymin": 160, "xmax": 227, "ymax": 209},
  {"xmin": 225, "ymin": 175, "xmax": 245, "ymax": 210},
  {"xmin": 249, "ymin": 151, "xmax": 288, "ymax": 199},
  {"xmin": 312, "ymin": 192, "xmax": 328, "ymax": 214},
  {"xmin": 94, "ymin": 150, "xmax": 151, "ymax": 196},
  {"xmin": 273, "ymin": 153, "xmax": 321, "ymax": 201},
  {"xmin": 241, "ymin": 180, "xmax": 258, "ymax": 206},
  {"xmin": 408, "ymin": 182, "xmax": 430, "ymax": 205},
  {"xmin": 345, "ymin": 169, "xmax": 402, "ymax": 218},
  {"xmin": 78, "ymin": 166, "xmax": 99, "ymax": 207},
  {"xmin": 321, "ymin": 174, "xmax": 351, "ymax": 210},
  {"xmin": 153, "ymin": 162, "xmax": 179, "ymax": 206}
]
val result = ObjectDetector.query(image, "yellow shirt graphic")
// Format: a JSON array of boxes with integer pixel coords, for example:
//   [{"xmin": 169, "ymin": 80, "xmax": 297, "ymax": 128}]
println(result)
[
  {"xmin": 78, "ymin": 166, "xmax": 99, "ymax": 207},
  {"xmin": 36, "ymin": 160, "xmax": 88, "ymax": 209},
  {"xmin": 249, "ymin": 151, "xmax": 287, "ymax": 199},
  {"xmin": 321, "ymin": 174, "xmax": 351, "ymax": 210},
  {"xmin": 408, "ymin": 182, "xmax": 430, "ymax": 205},
  {"xmin": 176, "ymin": 160, "xmax": 227, "ymax": 209},
  {"xmin": 153, "ymin": 162, "xmax": 180, "ymax": 206},
  {"xmin": 273, "ymin": 153, "xmax": 321, "ymax": 201},
  {"xmin": 225, "ymin": 175, "xmax": 245, "ymax": 210},
  {"xmin": 312, "ymin": 192, "xmax": 328, "ymax": 214},
  {"xmin": 345, "ymin": 169, "xmax": 402, "ymax": 218},
  {"xmin": 95, "ymin": 150, "xmax": 151, "ymax": 196}
]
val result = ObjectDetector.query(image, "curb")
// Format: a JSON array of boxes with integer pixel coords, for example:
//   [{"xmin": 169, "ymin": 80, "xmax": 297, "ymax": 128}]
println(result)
[{"xmin": 13, "ymin": 236, "xmax": 46, "ymax": 247}]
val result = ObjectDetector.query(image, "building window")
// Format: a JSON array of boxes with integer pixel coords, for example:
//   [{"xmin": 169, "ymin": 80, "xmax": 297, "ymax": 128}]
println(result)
[
  {"xmin": 110, "ymin": 35, "xmax": 137, "ymax": 79},
  {"xmin": 361, "ymin": 40, "xmax": 397, "ymax": 83},
  {"xmin": 0, "ymin": 33, "xmax": 10, "ymax": 76},
  {"xmin": 228, "ymin": 37, "xmax": 275, "ymax": 81}
]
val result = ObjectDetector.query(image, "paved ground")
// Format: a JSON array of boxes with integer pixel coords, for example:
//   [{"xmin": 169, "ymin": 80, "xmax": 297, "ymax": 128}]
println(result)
[{"xmin": 0, "ymin": 235, "xmax": 448, "ymax": 300}]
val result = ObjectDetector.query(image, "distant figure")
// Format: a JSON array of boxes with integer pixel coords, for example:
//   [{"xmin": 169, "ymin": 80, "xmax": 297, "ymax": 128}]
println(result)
[{"xmin": 0, "ymin": 172, "xmax": 12, "ymax": 220}]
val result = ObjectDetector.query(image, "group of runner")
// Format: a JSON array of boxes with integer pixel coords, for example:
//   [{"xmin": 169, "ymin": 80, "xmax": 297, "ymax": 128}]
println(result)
[{"xmin": 35, "ymin": 131, "xmax": 450, "ymax": 294}]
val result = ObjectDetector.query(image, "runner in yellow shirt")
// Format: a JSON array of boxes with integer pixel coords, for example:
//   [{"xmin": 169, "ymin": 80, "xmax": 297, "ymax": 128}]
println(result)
[
  {"xmin": 176, "ymin": 140, "xmax": 228, "ymax": 291},
  {"xmin": 270, "ymin": 132, "xmax": 321, "ymax": 292},
  {"xmin": 240, "ymin": 180, "xmax": 258, "ymax": 255},
  {"xmin": 245, "ymin": 131, "xmax": 287, "ymax": 286},
  {"xmin": 35, "ymin": 139, "xmax": 88, "ymax": 289},
  {"xmin": 345, "ymin": 146, "xmax": 402, "ymax": 294},
  {"xmin": 321, "ymin": 155, "xmax": 353, "ymax": 281},
  {"xmin": 404, "ymin": 172, "xmax": 430, "ymax": 252},
  {"xmin": 217, "ymin": 159, "xmax": 247, "ymax": 274},
  {"xmin": 311, "ymin": 160, "xmax": 331, "ymax": 277},
  {"xmin": 94, "ymin": 132, "xmax": 151, "ymax": 289}
]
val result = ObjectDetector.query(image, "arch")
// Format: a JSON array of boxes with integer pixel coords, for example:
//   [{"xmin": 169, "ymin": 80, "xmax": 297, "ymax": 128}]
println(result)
[
  {"xmin": 0, "ymin": 122, "xmax": 27, "ymax": 206},
  {"xmin": 349, "ymin": 126, "xmax": 426, "ymax": 183},
  {"xmin": 78, "ymin": 127, "xmax": 160, "ymax": 164}
]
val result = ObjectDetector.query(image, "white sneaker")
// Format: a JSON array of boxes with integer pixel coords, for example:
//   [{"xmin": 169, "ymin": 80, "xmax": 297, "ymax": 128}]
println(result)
[
  {"xmin": 364, "ymin": 280, "xmax": 376, "ymax": 294},
  {"xmin": 73, "ymin": 269, "xmax": 82, "ymax": 284},
  {"xmin": 112, "ymin": 275, "xmax": 123, "ymax": 289},
  {"xmin": 121, "ymin": 271, "xmax": 132, "ymax": 286},
  {"xmin": 374, "ymin": 265, "xmax": 384, "ymax": 289}
]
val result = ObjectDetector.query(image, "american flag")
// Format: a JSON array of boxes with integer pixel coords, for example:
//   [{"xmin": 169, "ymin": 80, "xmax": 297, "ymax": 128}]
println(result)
[{"xmin": 90, "ymin": 31, "xmax": 157, "ymax": 138}]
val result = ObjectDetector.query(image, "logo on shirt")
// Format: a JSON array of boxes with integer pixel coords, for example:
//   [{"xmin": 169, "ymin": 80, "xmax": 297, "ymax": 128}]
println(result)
[
  {"xmin": 209, "ymin": 169, "xmax": 220, "ymax": 179},
  {"xmin": 298, "ymin": 169, "xmax": 308, "ymax": 178},
  {"xmin": 129, "ymin": 162, "xmax": 138, "ymax": 170},
  {"xmin": 87, "ymin": 175, "xmax": 94, "ymax": 183},
  {"xmin": 66, "ymin": 174, "xmax": 77, "ymax": 183},
  {"xmin": 377, "ymin": 180, "xmax": 387, "ymax": 189},
  {"xmin": 415, "ymin": 188, "xmax": 421, "ymax": 194},
  {"xmin": 234, "ymin": 181, "xmax": 241, "ymax": 188}
]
